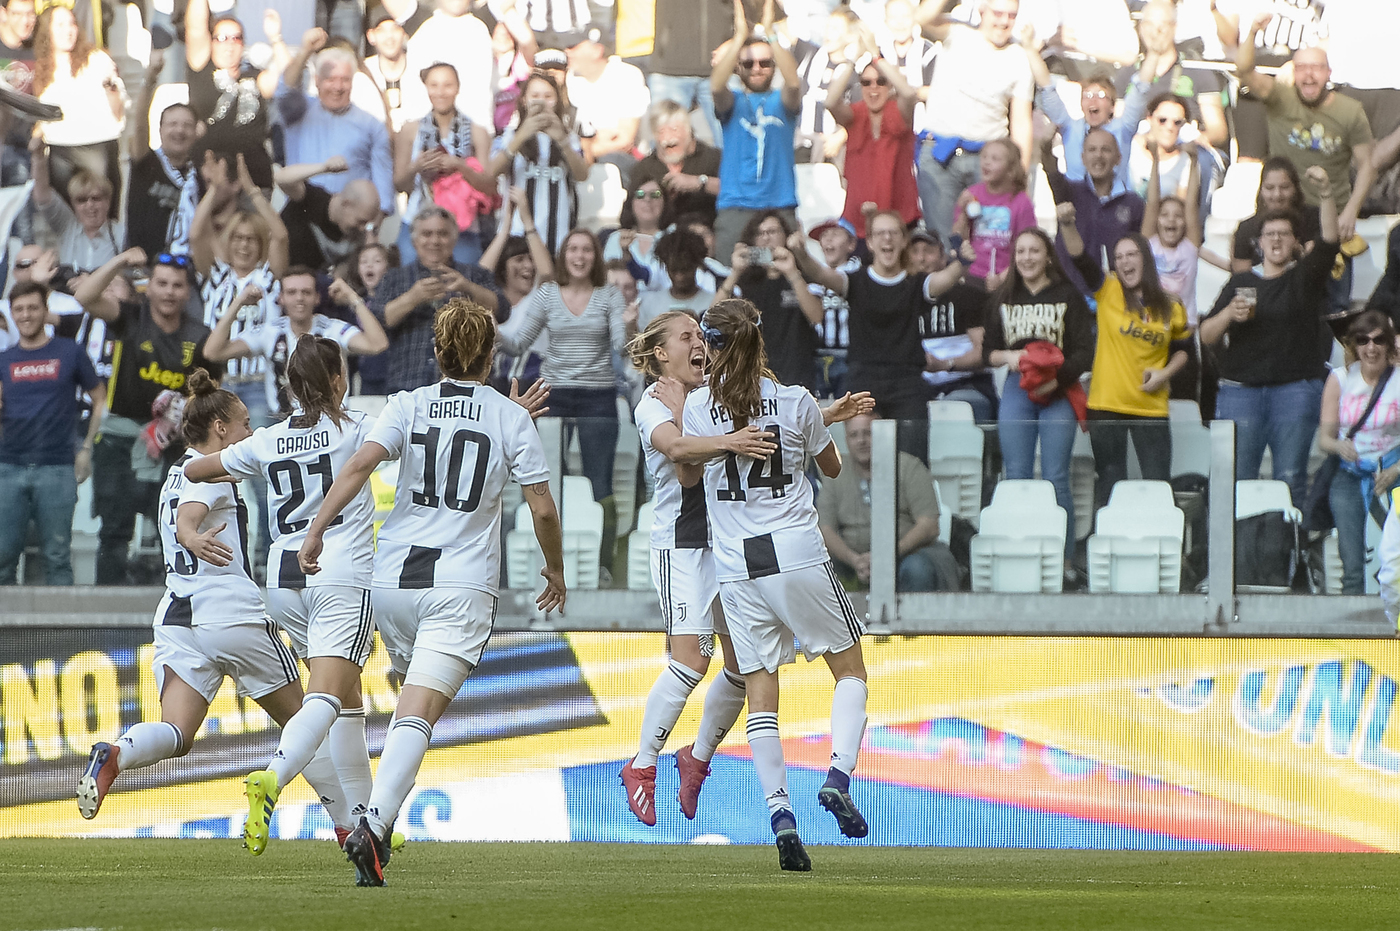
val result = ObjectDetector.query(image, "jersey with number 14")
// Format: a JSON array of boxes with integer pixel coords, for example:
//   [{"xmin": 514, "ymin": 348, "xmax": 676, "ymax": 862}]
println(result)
[
  {"xmin": 219, "ymin": 409, "xmax": 377, "ymax": 589},
  {"xmin": 367, "ymin": 379, "xmax": 550, "ymax": 593},
  {"xmin": 681, "ymin": 378, "xmax": 834, "ymax": 583}
]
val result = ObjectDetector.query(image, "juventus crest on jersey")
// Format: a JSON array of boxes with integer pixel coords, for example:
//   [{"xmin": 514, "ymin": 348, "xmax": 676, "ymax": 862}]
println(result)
[
  {"xmin": 157, "ymin": 451, "xmax": 266, "ymax": 627},
  {"xmin": 367, "ymin": 379, "xmax": 551, "ymax": 592},
  {"xmin": 635, "ymin": 393, "xmax": 709, "ymax": 551},
  {"xmin": 220, "ymin": 409, "xmax": 377, "ymax": 591},
  {"xmin": 681, "ymin": 378, "xmax": 835, "ymax": 583}
]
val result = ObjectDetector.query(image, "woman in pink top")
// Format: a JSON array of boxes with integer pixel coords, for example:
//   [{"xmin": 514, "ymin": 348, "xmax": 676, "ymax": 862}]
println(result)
[
  {"xmin": 824, "ymin": 37, "xmax": 920, "ymax": 240},
  {"xmin": 952, "ymin": 139, "xmax": 1036, "ymax": 288}
]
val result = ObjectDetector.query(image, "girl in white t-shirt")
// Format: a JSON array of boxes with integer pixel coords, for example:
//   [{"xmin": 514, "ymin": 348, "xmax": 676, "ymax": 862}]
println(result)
[{"xmin": 1142, "ymin": 142, "xmax": 1230, "ymax": 328}]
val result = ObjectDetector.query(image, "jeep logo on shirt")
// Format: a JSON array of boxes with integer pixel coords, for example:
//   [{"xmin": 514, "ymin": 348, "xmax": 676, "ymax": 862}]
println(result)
[
  {"xmin": 9, "ymin": 359, "xmax": 60, "ymax": 382},
  {"xmin": 138, "ymin": 361, "xmax": 186, "ymax": 389}
]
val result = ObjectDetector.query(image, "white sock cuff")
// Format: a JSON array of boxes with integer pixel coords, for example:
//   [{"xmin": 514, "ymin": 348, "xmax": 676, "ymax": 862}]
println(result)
[
  {"xmin": 304, "ymin": 692, "xmax": 343, "ymax": 715},
  {"xmin": 834, "ymin": 677, "xmax": 869, "ymax": 698},
  {"xmin": 746, "ymin": 711, "xmax": 780, "ymax": 740},
  {"xmin": 722, "ymin": 669, "xmax": 746, "ymax": 690},
  {"xmin": 391, "ymin": 715, "xmax": 433, "ymax": 741},
  {"xmin": 163, "ymin": 721, "xmax": 185, "ymax": 755},
  {"xmin": 338, "ymin": 706, "xmax": 366, "ymax": 718},
  {"xmin": 667, "ymin": 660, "xmax": 703, "ymax": 691}
]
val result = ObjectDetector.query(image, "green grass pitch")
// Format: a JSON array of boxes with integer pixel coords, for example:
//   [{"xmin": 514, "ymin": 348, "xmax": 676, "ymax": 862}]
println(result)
[{"xmin": 0, "ymin": 840, "xmax": 1397, "ymax": 930}]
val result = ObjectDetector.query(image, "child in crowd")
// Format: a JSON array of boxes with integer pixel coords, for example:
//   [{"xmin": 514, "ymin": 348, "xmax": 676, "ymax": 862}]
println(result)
[{"xmin": 952, "ymin": 139, "xmax": 1036, "ymax": 289}]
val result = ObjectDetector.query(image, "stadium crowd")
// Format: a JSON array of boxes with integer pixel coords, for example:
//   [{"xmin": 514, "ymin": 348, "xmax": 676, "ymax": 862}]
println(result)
[{"xmin": 3, "ymin": 0, "xmax": 1400, "ymax": 595}]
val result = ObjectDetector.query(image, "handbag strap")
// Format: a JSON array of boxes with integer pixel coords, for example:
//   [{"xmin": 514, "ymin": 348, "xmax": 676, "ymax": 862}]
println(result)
[{"xmin": 1345, "ymin": 365, "xmax": 1394, "ymax": 441}]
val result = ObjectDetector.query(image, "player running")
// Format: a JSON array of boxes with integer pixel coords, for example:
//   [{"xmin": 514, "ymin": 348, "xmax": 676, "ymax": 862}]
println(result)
[
  {"xmin": 77, "ymin": 371, "xmax": 348, "ymax": 832},
  {"xmin": 299, "ymin": 298, "xmax": 565, "ymax": 887},
  {"xmin": 183, "ymin": 337, "xmax": 378, "ymax": 855},
  {"xmin": 677, "ymin": 299, "xmax": 871, "ymax": 871}
]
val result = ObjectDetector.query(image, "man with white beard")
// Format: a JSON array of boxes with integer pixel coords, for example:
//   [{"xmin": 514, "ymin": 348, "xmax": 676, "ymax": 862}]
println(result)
[{"xmin": 629, "ymin": 99, "xmax": 721, "ymax": 224}]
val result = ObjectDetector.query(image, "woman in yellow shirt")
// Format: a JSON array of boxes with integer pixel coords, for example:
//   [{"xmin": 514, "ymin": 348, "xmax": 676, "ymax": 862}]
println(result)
[{"xmin": 1059, "ymin": 203, "xmax": 1192, "ymax": 510}]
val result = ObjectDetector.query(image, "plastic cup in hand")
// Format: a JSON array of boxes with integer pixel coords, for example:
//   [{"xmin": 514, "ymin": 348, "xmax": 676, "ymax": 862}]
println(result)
[{"xmin": 1237, "ymin": 286, "xmax": 1257, "ymax": 320}]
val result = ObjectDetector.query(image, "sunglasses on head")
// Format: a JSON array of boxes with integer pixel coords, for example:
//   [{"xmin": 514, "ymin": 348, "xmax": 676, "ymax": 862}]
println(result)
[
  {"xmin": 633, "ymin": 189, "xmax": 664, "ymax": 200},
  {"xmin": 1354, "ymin": 334, "xmax": 1389, "ymax": 347},
  {"xmin": 860, "ymin": 77, "xmax": 889, "ymax": 87},
  {"xmin": 739, "ymin": 58, "xmax": 774, "ymax": 70},
  {"xmin": 155, "ymin": 252, "xmax": 193, "ymax": 270},
  {"xmin": 73, "ymin": 193, "xmax": 107, "ymax": 204}
]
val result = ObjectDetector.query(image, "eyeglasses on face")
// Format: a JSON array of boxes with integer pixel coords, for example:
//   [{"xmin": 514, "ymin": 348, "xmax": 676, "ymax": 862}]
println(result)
[
  {"xmin": 213, "ymin": 33, "xmax": 244, "ymax": 43},
  {"xmin": 1082, "ymin": 90, "xmax": 1110, "ymax": 100},
  {"xmin": 73, "ymin": 193, "xmax": 107, "ymax": 204},
  {"xmin": 632, "ymin": 189, "xmax": 664, "ymax": 200},
  {"xmin": 1354, "ymin": 334, "xmax": 1389, "ymax": 347},
  {"xmin": 861, "ymin": 77, "xmax": 889, "ymax": 87},
  {"xmin": 1259, "ymin": 230, "xmax": 1294, "ymax": 240},
  {"xmin": 1155, "ymin": 116, "xmax": 1186, "ymax": 127},
  {"xmin": 739, "ymin": 58, "xmax": 774, "ymax": 70}
]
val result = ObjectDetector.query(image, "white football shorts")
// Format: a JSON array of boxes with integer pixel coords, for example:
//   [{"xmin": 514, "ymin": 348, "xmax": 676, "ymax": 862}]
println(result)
[
  {"xmin": 718, "ymin": 561, "xmax": 865, "ymax": 674},
  {"xmin": 266, "ymin": 586, "xmax": 376, "ymax": 665},
  {"xmin": 651, "ymin": 547, "xmax": 728, "ymax": 637},
  {"xmin": 372, "ymin": 587, "xmax": 497, "ymax": 685},
  {"xmin": 152, "ymin": 618, "xmax": 301, "ymax": 704}
]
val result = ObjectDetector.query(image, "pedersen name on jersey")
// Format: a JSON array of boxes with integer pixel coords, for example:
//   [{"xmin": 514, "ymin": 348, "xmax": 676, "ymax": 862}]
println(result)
[
  {"xmin": 710, "ymin": 397, "xmax": 780, "ymax": 425},
  {"xmin": 276, "ymin": 432, "xmax": 331, "ymax": 456},
  {"xmin": 429, "ymin": 398, "xmax": 484, "ymax": 421}
]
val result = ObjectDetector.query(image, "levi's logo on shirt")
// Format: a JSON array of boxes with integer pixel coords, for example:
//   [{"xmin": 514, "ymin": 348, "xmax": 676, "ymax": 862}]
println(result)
[{"xmin": 9, "ymin": 359, "xmax": 60, "ymax": 382}]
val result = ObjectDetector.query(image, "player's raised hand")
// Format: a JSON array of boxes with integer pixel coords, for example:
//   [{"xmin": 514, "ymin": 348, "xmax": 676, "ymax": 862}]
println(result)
[
  {"xmin": 650, "ymin": 375, "xmax": 688, "ymax": 419},
  {"xmin": 728, "ymin": 423, "xmax": 779, "ymax": 460},
  {"xmin": 538, "ymin": 565, "xmax": 566, "ymax": 612},
  {"xmin": 510, "ymin": 377, "xmax": 551, "ymax": 419},
  {"xmin": 298, "ymin": 530, "xmax": 324, "ymax": 576},
  {"xmin": 187, "ymin": 523, "xmax": 233, "ymax": 567},
  {"xmin": 821, "ymin": 391, "xmax": 875, "ymax": 425}
]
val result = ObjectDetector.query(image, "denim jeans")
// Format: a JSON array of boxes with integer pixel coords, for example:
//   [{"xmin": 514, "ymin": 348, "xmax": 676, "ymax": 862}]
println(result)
[
  {"xmin": 1329, "ymin": 467, "xmax": 1372, "ymax": 594},
  {"xmin": 898, "ymin": 544, "xmax": 960, "ymax": 591},
  {"xmin": 0, "ymin": 462, "xmax": 79, "ymax": 585},
  {"xmin": 1087, "ymin": 410, "xmax": 1171, "ymax": 510},
  {"xmin": 998, "ymin": 378, "xmax": 1079, "ymax": 558},
  {"xmin": 814, "ymin": 352, "xmax": 848, "ymax": 400},
  {"xmin": 646, "ymin": 73, "xmax": 723, "ymax": 149},
  {"xmin": 92, "ymin": 432, "xmax": 161, "ymax": 585},
  {"xmin": 549, "ymin": 387, "xmax": 620, "ymax": 501},
  {"xmin": 916, "ymin": 147, "xmax": 982, "ymax": 241},
  {"xmin": 1216, "ymin": 378, "xmax": 1324, "ymax": 513}
]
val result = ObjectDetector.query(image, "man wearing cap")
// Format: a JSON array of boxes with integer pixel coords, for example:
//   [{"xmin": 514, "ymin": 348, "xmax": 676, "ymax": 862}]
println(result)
[
  {"xmin": 565, "ymin": 27, "xmax": 650, "ymax": 177},
  {"xmin": 912, "ymin": 227, "xmax": 997, "ymax": 424},
  {"xmin": 405, "ymin": 0, "xmax": 494, "ymax": 127},
  {"xmin": 709, "ymin": 0, "xmax": 803, "ymax": 261},
  {"xmin": 358, "ymin": 8, "xmax": 429, "ymax": 133},
  {"xmin": 807, "ymin": 216, "xmax": 861, "ymax": 399}
]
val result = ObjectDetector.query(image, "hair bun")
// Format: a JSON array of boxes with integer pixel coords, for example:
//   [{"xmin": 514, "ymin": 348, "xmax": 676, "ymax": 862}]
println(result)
[{"xmin": 185, "ymin": 367, "xmax": 218, "ymax": 398}]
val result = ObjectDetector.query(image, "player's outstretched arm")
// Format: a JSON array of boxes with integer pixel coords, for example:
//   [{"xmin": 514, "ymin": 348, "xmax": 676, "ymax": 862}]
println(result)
[
  {"xmin": 183, "ymin": 451, "xmax": 236, "ymax": 483},
  {"xmin": 523, "ymin": 481, "xmax": 567, "ymax": 612},
  {"xmin": 510, "ymin": 377, "xmax": 552, "ymax": 419},
  {"xmin": 299, "ymin": 441, "xmax": 389, "ymax": 574},
  {"xmin": 814, "ymin": 440, "xmax": 842, "ymax": 479},
  {"xmin": 176, "ymin": 503, "xmax": 232, "ymax": 567},
  {"xmin": 821, "ymin": 392, "xmax": 875, "ymax": 426},
  {"xmin": 652, "ymin": 420, "xmax": 776, "ymax": 465}
]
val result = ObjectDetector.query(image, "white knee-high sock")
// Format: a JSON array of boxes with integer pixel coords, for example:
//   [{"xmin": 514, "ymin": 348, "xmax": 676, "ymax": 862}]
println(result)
[
  {"xmin": 635, "ymin": 660, "xmax": 701, "ymax": 767},
  {"xmin": 300, "ymin": 739, "xmax": 351, "ymax": 831},
  {"xmin": 269, "ymin": 693, "xmax": 341, "ymax": 787},
  {"xmin": 829, "ymin": 677, "xmax": 869, "ymax": 778},
  {"xmin": 365, "ymin": 715, "xmax": 433, "ymax": 837},
  {"xmin": 745, "ymin": 711, "xmax": 791, "ymax": 830},
  {"xmin": 693, "ymin": 670, "xmax": 746, "ymax": 762},
  {"xmin": 115, "ymin": 721, "xmax": 182, "ymax": 771},
  {"xmin": 330, "ymin": 707, "xmax": 372, "ymax": 817}
]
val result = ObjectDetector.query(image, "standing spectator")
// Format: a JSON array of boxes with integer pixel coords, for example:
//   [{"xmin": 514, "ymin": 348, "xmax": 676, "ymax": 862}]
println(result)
[
  {"xmin": 185, "ymin": 0, "xmax": 276, "ymax": 190},
  {"xmin": 981, "ymin": 227, "xmax": 1096, "ymax": 563},
  {"xmin": 603, "ymin": 178, "xmax": 672, "ymax": 287},
  {"xmin": 1200, "ymin": 166, "xmax": 1340, "ymax": 510},
  {"xmin": 952, "ymin": 139, "xmax": 1035, "ymax": 289},
  {"xmin": 489, "ymin": 0, "xmax": 590, "ymax": 53},
  {"xmin": 1233, "ymin": 0, "xmax": 1325, "ymax": 163},
  {"xmin": 276, "ymin": 163, "xmax": 383, "ymax": 272},
  {"xmin": 880, "ymin": 0, "xmax": 937, "ymax": 139},
  {"xmin": 792, "ymin": 9, "xmax": 857, "ymax": 165},
  {"xmin": 359, "ymin": 8, "xmax": 429, "ymax": 134},
  {"xmin": 489, "ymin": 9, "xmax": 538, "ymax": 136},
  {"xmin": 630, "ymin": 100, "xmax": 721, "ymax": 225},
  {"xmin": 127, "ymin": 57, "xmax": 198, "ymax": 258},
  {"xmin": 717, "ymin": 210, "xmax": 822, "ymax": 391},
  {"xmin": 374, "ymin": 0, "xmax": 434, "ymax": 37},
  {"xmin": 825, "ymin": 47, "xmax": 920, "ymax": 238},
  {"xmin": 565, "ymin": 27, "xmax": 650, "ymax": 177},
  {"xmin": 32, "ymin": 3, "xmax": 124, "ymax": 209},
  {"xmin": 488, "ymin": 72, "xmax": 590, "ymax": 257},
  {"xmin": 1024, "ymin": 35, "xmax": 1154, "ymax": 186},
  {"xmin": 370, "ymin": 206, "xmax": 506, "ymax": 394},
  {"xmin": 1143, "ymin": 140, "xmax": 1230, "ymax": 329},
  {"xmin": 0, "ymin": 0, "xmax": 36, "ymax": 217},
  {"xmin": 1230, "ymin": 157, "xmax": 1320, "ymax": 274},
  {"xmin": 710, "ymin": 0, "xmax": 803, "ymax": 261},
  {"xmin": 344, "ymin": 240, "xmax": 399, "ymax": 395},
  {"xmin": 495, "ymin": 227, "xmax": 626, "ymax": 574},
  {"xmin": 912, "ymin": 228, "xmax": 998, "ymax": 424},
  {"xmin": 404, "ymin": 0, "xmax": 494, "ymax": 128},
  {"xmin": 807, "ymin": 216, "xmax": 860, "ymax": 400},
  {"xmin": 75, "ymin": 249, "xmax": 223, "ymax": 585},
  {"xmin": 818, "ymin": 413, "xmax": 959, "ymax": 592},
  {"xmin": 28, "ymin": 134, "xmax": 121, "ymax": 273},
  {"xmin": 1126, "ymin": 0, "xmax": 1229, "ymax": 149},
  {"xmin": 1042, "ymin": 131, "xmax": 1146, "ymax": 299},
  {"xmin": 912, "ymin": 0, "xmax": 1032, "ymax": 240},
  {"xmin": 0, "ymin": 281, "xmax": 104, "ymax": 585},
  {"xmin": 482, "ymin": 188, "xmax": 554, "ymax": 389},
  {"xmin": 1061, "ymin": 207, "xmax": 1191, "ymax": 509},
  {"xmin": 393, "ymin": 62, "xmax": 494, "ymax": 267},
  {"xmin": 1127, "ymin": 94, "xmax": 1218, "ymax": 218},
  {"xmin": 277, "ymin": 29, "xmax": 396, "ymax": 216},
  {"xmin": 626, "ymin": 0, "xmax": 732, "ymax": 149},
  {"xmin": 1318, "ymin": 310, "xmax": 1400, "ymax": 595}
]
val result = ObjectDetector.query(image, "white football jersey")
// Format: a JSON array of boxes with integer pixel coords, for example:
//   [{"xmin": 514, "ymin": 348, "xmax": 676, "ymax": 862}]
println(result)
[
  {"xmin": 240, "ymin": 315, "xmax": 361, "ymax": 416},
  {"xmin": 367, "ymin": 379, "xmax": 550, "ymax": 593},
  {"xmin": 220, "ymin": 409, "xmax": 377, "ymax": 590},
  {"xmin": 636, "ymin": 392, "xmax": 710, "ymax": 551},
  {"xmin": 157, "ymin": 451, "xmax": 267, "ymax": 627},
  {"xmin": 681, "ymin": 378, "xmax": 834, "ymax": 583}
]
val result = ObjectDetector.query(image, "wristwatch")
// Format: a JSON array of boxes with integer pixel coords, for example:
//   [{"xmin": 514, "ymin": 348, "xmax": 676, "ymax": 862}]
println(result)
[{"xmin": 697, "ymin": 173, "xmax": 709, "ymax": 190}]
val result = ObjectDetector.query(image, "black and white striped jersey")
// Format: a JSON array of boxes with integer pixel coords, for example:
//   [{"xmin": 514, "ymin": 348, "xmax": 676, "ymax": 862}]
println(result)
[
  {"xmin": 636, "ymin": 392, "xmax": 709, "ymax": 551},
  {"xmin": 367, "ymin": 379, "xmax": 551, "ymax": 593},
  {"xmin": 498, "ymin": 128, "xmax": 583, "ymax": 258}
]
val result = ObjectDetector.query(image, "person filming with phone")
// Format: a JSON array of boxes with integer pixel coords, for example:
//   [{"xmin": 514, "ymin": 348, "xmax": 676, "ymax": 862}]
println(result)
[{"xmin": 1200, "ymin": 165, "xmax": 1341, "ymax": 509}]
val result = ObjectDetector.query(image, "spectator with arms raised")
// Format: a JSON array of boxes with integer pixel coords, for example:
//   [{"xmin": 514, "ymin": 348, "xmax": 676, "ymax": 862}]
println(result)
[{"xmin": 184, "ymin": 0, "xmax": 276, "ymax": 189}]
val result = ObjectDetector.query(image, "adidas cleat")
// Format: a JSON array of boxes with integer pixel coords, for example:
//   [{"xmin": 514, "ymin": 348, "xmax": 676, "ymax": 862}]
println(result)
[
  {"xmin": 76, "ymin": 742, "xmax": 120, "ymax": 820},
  {"xmin": 243, "ymin": 769, "xmax": 280, "ymax": 855},
  {"xmin": 620, "ymin": 759, "xmax": 658, "ymax": 826},
  {"xmin": 674, "ymin": 745, "xmax": 710, "ymax": 820},
  {"xmin": 775, "ymin": 829, "xmax": 812, "ymax": 871},
  {"xmin": 818, "ymin": 786, "xmax": 869, "ymax": 838},
  {"xmin": 344, "ymin": 817, "xmax": 391, "ymax": 887}
]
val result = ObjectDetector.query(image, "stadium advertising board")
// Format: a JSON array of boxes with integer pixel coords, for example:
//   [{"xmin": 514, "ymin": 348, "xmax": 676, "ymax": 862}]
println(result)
[{"xmin": 1, "ymin": 631, "xmax": 1398, "ymax": 851}]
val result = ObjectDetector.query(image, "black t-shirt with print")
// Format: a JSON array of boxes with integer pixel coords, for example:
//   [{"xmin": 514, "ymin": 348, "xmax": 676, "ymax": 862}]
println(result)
[
  {"xmin": 739, "ymin": 273, "xmax": 817, "ymax": 391},
  {"xmin": 106, "ymin": 300, "xmax": 222, "ymax": 423},
  {"xmin": 126, "ymin": 152, "xmax": 191, "ymax": 257}
]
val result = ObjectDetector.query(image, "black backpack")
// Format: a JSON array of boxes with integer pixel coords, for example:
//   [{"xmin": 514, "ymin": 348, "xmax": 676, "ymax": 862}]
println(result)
[{"xmin": 1235, "ymin": 512, "xmax": 1301, "ymax": 588}]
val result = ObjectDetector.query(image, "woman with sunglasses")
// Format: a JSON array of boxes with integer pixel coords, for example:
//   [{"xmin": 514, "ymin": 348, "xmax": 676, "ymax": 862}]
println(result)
[
  {"xmin": 185, "ymin": 0, "xmax": 275, "ymax": 189},
  {"xmin": 603, "ymin": 179, "xmax": 673, "ymax": 290},
  {"xmin": 1319, "ymin": 311, "xmax": 1400, "ymax": 594},
  {"xmin": 821, "ymin": 32, "xmax": 920, "ymax": 240}
]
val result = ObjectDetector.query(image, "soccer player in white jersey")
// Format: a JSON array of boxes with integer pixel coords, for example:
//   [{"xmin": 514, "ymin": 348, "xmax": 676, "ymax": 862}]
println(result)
[
  {"xmin": 77, "ymin": 371, "xmax": 349, "ymax": 833},
  {"xmin": 183, "ymin": 337, "xmax": 378, "ymax": 856},
  {"xmin": 678, "ymin": 299, "xmax": 871, "ymax": 872},
  {"xmin": 299, "ymin": 298, "xmax": 566, "ymax": 886}
]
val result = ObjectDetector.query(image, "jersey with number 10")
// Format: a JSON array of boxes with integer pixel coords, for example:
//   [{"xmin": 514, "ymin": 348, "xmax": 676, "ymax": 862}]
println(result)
[
  {"xmin": 367, "ymin": 379, "xmax": 550, "ymax": 593},
  {"xmin": 219, "ymin": 409, "xmax": 377, "ymax": 589},
  {"xmin": 681, "ymin": 377, "xmax": 834, "ymax": 583}
]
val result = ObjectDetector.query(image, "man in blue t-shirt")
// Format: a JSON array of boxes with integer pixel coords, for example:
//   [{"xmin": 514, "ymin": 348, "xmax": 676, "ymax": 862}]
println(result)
[
  {"xmin": 710, "ymin": 0, "xmax": 802, "ymax": 261},
  {"xmin": 0, "ymin": 281, "xmax": 105, "ymax": 585}
]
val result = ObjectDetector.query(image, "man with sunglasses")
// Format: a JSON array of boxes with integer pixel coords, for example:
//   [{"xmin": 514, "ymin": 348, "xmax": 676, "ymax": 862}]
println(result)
[
  {"xmin": 74, "ymin": 248, "xmax": 224, "ymax": 585},
  {"xmin": 709, "ymin": 0, "xmax": 803, "ymax": 263}
]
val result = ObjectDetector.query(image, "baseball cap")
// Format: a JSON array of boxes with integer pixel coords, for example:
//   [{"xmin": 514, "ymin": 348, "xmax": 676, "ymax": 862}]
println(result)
[
  {"xmin": 534, "ymin": 48, "xmax": 569, "ymax": 70},
  {"xmin": 366, "ymin": 7, "xmax": 401, "ymax": 29},
  {"xmin": 909, "ymin": 224, "xmax": 942, "ymax": 247},
  {"xmin": 808, "ymin": 217, "xmax": 857, "ymax": 241}
]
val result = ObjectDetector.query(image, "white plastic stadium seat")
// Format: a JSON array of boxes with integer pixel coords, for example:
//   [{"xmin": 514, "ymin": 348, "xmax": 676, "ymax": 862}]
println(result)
[
  {"xmin": 576, "ymin": 163, "xmax": 626, "ymax": 233},
  {"xmin": 346, "ymin": 394, "xmax": 387, "ymax": 418},
  {"xmin": 1234, "ymin": 479, "xmax": 1303, "ymax": 595},
  {"xmin": 1087, "ymin": 481, "xmax": 1185, "ymax": 593},
  {"xmin": 1352, "ymin": 216, "xmax": 1400, "ymax": 305},
  {"xmin": 969, "ymin": 480, "xmax": 1066, "ymax": 593},
  {"xmin": 628, "ymin": 501, "xmax": 655, "ymax": 592},
  {"xmin": 794, "ymin": 163, "xmax": 846, "ymax": 232},
  {"xmin": 932, "ymin": 476, "xmax": 952, "ymax": 546},
  {"xmin": 928, "ymin": 404, "xmax": 983, "ymax": 526},
  {"xmin": 507, "ymin": 498, "xmax": 601, "ymax": 591}
]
